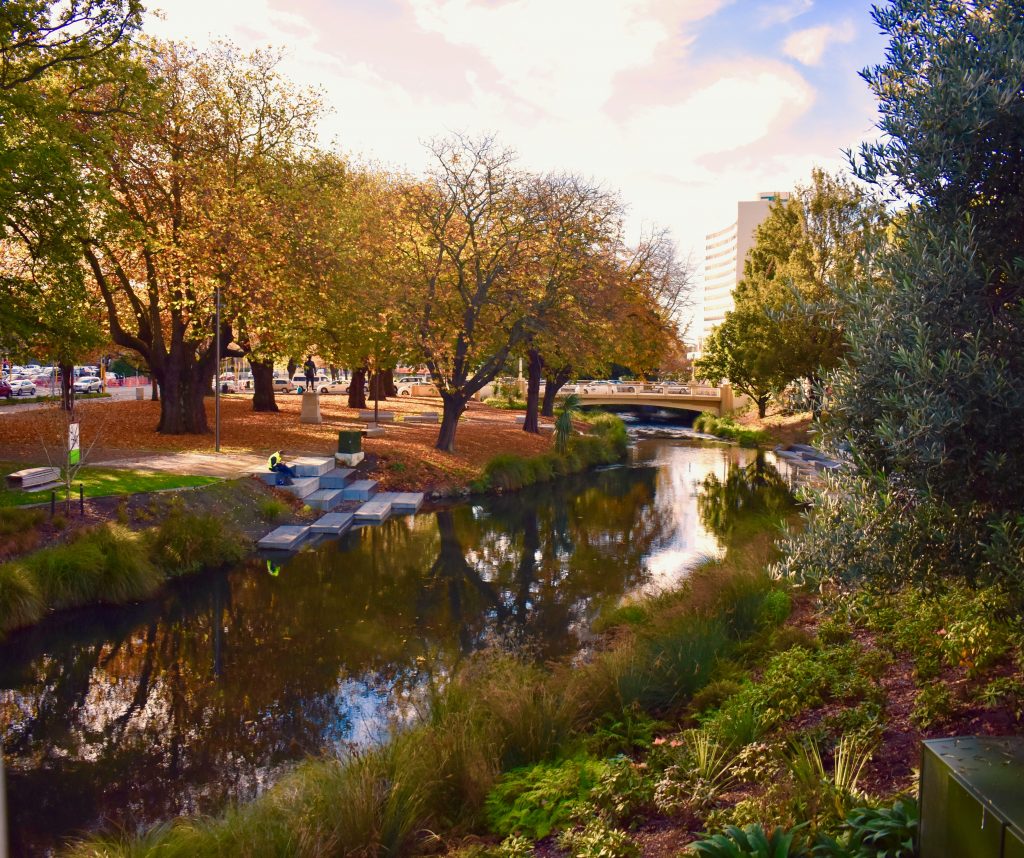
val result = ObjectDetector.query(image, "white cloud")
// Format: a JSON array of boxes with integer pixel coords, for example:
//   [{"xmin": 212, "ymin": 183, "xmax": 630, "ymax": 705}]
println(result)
[
  {"xmin": 783, "ymin": 20, "xmax": 856, "ymax": 66},
  {"xmin": 758, "ymin": 0, "xmax": 813, "ymax": 27}
]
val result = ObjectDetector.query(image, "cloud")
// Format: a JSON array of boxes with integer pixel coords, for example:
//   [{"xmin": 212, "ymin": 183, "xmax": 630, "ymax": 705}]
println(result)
[
  {"xmin": 783, "ymin": 20, "xmax": 856, "ymax": 65},
  {"xmin": 758, "ymin": 0, "xmax": 813, "ymax": 27}
]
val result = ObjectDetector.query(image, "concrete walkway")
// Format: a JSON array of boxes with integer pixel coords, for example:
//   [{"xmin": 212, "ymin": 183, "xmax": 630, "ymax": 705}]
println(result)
[{"xmin": 91, "ymin": 451, "xmax": 268, "ymax": 478}]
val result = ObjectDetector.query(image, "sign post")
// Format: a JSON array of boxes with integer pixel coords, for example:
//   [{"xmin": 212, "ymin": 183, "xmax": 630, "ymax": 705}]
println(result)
[{"xmin": 68, "ymin": 422, "xmax": 80, "ymax": 467}]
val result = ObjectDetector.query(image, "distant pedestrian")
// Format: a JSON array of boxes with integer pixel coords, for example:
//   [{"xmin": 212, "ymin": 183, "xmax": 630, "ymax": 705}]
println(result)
[{"xmin": 303, "ymin": 355, "xmax": 316, "ymax": 391}]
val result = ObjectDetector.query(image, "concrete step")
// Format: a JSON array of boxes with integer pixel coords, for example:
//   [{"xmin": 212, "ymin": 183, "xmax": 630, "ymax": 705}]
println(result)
[
  {"xmin": 341, "ymin": 479, "xmax": 378, "ymax": 501},
  {"xmin": 374, "ymin": 492, "xmax": 424, "ymax": 514},
  {"xmin": 309, "ymin": 512, "xmax": 354, "ymax": 535},
  {"xmin": 307, "ymin": 488, "xmax": 344, "ymax": 511},
  {"xmin": 358, "ymin": 410, "xmax": 395, "ymax": 423},
  {"xmin": 258, "ymin": 525, "xmax": 310, "ymax": 550},
  {"xmin": 354, "ymin": 499, "xmax": 392, "ymax": 522},
  {"xmin": 291, "ymin": 456, "xmax": 335, "ymax": 477},
  {"xmin": 319, "ymin": 467, "xmax": 356, "ymax": 489},
  {"xmin": 282, "ymin": 477, "xmax": 320, "ymax": 500}
]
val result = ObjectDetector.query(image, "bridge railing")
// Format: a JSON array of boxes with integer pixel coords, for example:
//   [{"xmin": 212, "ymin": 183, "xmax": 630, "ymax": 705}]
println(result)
[{"xmin": 567, "ymin": 384, "xmax": 722, "ymax": 398}]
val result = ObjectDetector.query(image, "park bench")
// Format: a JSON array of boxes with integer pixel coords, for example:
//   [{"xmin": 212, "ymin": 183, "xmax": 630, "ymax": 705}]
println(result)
[{"xmin": 7, "ymin": 466, "xmax": 61, "ymax": 489}]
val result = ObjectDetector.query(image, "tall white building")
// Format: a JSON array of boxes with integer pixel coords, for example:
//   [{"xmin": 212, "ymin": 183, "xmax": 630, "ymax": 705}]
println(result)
[{"xmin": 702, "ymin": 191, "xmax": 790, "ymax": 337}]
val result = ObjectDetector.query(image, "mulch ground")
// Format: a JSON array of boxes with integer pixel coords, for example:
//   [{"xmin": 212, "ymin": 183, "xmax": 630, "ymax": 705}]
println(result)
[{"xmin": 0, "ymin": 395, "xmax": 552, "ymax": 493}]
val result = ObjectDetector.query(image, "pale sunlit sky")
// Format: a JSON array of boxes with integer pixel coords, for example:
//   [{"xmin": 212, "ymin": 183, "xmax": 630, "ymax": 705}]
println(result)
[{"xmin": 147, "ymin": 0, "xmax": 888, "ymax": 337}]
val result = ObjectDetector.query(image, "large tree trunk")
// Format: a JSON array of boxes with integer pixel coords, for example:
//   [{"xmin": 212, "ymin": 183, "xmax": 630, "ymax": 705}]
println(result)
[
  {"xmin": 383, "ymin": 368, "xmax": 397, "ymax": 397},
  {"xmin": 541, "ymin": 366, "xmax": 572, "ymax": 417},
  {"xmin": 522, "ymin": 348, "xmax": 543, "ymax": 433},
  {"xmin": 156, "ymin": 344, "xmax": 212, "ymax": 434},
  {"xmin": 369, "ymin": 370, "xmax": 387, "ymax": 401},
  {"xmin": 151, "ymin": 378, "xmax": 159, "ymax": 401},
  {"xmin": 59, "ymin": 362, "xmax": 74, "ymax": 413},
  {"xmin": 437, "ymin": 392, "xmax": 468, "ymax": 452},
  {"xmin": 757, "ymin": 395, "xmax": 768, "ymax": 419},
  {"xmin": 348, "ymin": 366, "xmax": 367, "ymax": 409},
  {"xmin": 251, "ymin": 359, "xmax": 278, "ymax": 412},
  {"xmin": 287, "ymin": 357, "xmax": 298, "ymax": 379}
]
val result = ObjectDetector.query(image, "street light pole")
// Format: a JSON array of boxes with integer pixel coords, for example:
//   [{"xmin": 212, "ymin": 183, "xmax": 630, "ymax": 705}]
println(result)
[{"xmin": 214, "ymin": 286, "xmax": 221, "ymax": 453}]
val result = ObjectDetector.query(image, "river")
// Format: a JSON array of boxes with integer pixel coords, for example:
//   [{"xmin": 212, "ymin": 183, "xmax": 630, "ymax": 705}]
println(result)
[{"xmin": 0, "ymin": 434, "xmax": 795, "ymax": 855}]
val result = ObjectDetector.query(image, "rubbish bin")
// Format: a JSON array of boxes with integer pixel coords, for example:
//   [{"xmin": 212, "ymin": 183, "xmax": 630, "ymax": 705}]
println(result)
[
  {"xmin": 135, "ymin": 387, "xmax": 144, "ymax": 401},
  {"xmin": 338, "ymin": 430, "xmax": 362, "ymax": 454}
]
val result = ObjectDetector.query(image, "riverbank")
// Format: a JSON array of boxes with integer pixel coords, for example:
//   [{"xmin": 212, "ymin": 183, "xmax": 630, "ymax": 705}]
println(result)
[
  {"xmin": 55, "ymin": 461, "xmax": 1024, "ymax": 858},
  {"xmin": 0, "ymin": 395, "xmax": 556, "ymax": 495}
]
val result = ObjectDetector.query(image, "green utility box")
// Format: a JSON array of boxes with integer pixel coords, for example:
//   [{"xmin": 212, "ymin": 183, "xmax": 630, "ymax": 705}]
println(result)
[
  {"xmin": 337, "ymin": 430, "xmax": 362, "ymax": 454},
  {"xmin": 920, "ymin": 737, "xmax": 1024, "ymax": 858}
]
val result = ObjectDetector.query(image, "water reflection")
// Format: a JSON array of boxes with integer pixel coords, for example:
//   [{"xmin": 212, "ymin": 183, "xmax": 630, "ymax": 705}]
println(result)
[{"xmin": 0, "ymin": 440, "xmax": 788, "ymax": 856}]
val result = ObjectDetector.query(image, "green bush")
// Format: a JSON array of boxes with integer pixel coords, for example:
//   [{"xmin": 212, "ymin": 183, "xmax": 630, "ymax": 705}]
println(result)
[
  {"xmin": 813, "ymin": 798, "xmax": 917, "ymax": 858},
  {"xmin": 689, "ymin": 679, "xmax": 743, "ymax": 715},
  {"xmin": 485, "ymin": 757, "xmax": 610, "ymax": 840},
  {"xmin": 689, "ymin": 823, "xmax": 807, "ymax": 857},
  {"xmin": 0, "ymin": 562, "xmax": 43, "ymax": 634},
  {"xmin": 757, "ymin": 589, "xmax": 793, "ymax": 628},
  {"xmin": 257, "ymin": 498, "xmax": 289, "ymax": 522},
  {"xmin": 0, "ymin": 506, "xmax": 45, "ymax": 536},
  {"xmin": 483, "ymin": 455, "xmax": 535, "ymax": 492},
  {"xmin": 693, "ymin": 414, "xmax": 767, "ymax": 448},
  {"xmin": 147, "ymin": 503, "xmax": 245, "ymax": 577},
  {"xmin": 24, "ymin": 524, "xmax": 161, "ymax": 609},
  {"xmin": 557, "ymin": 819, "xmax": 639, "ymax": 858}
]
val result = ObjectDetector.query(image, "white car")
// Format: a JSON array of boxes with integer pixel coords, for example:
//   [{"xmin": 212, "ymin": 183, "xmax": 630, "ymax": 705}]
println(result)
[
  {"xmin": 10, "ymin": 379, "xmax": 36, "ymax": 396},
  {"xmin": 272, "ymin": 378, "xmax": 295, "ymax": 394},
  {"xmin": 74, "ymin": 376, "xmax": 103, "ymax": 393},
  {"xmin": 290, "ymin": 374, "xmax": 347, "ymax": 394}
]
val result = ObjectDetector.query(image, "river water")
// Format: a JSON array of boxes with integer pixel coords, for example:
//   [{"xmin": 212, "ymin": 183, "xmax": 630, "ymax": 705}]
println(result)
[{"xmin": 0, "ymin": 435, "xmax": 795, "ymax": 855}]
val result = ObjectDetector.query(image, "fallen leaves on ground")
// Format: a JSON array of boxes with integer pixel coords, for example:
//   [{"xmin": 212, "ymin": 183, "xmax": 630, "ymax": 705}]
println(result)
[{"xmin": 0, "ymin": 395, "xmax": 553, "ymax": 492}]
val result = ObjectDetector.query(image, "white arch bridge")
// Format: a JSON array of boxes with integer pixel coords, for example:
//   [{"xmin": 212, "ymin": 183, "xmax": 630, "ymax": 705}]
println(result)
[{"xmin": 560, "ymin": 383, "xmax": 738, "ymax": 416}]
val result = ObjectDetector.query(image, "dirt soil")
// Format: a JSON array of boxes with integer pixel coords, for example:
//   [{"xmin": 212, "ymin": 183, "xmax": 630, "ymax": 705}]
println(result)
[
  {"xmin": 0, "ymin": 395, "xmax": 552, "ymax": 493},
  {"xmin": 733, "ymin": 405, "xmax": 813, "ymax": 448}
]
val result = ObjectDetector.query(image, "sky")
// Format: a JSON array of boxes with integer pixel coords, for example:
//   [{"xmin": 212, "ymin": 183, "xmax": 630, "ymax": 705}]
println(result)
[{"xmin": 146, "ymin": 0, "xmax": 889, "ymax": 337}]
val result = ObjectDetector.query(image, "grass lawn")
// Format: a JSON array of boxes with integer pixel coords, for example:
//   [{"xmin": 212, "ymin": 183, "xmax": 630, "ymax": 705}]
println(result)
[{"xmin": 0, "ymin": 462, "xmax": 220, "ymax": 507}]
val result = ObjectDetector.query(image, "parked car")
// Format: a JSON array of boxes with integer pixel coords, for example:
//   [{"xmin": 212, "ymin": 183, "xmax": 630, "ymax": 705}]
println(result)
[
  {"xmin": 396, "ymin": 374, "xmax": 431, "ymax": 385},
  {"xmin": 9, "ymin": 379, "xmax": 36, "ymax": 397},
  {"xmin": 74, "ymin": 376, "xmax": 103, "ymax": 393},
  {"xmin": 290, "ymin": 373, "xmax": 345, "ymax": 394},
  {"xmin": 273, "ymin": 378, "xmax": 295, "ymax": 394},
  {"xmin": 0, "ymin": 380, "xmax": 12, "ymax": 398},
  {"xmin": 613, "ymin": 380, "xmax": 641, "ymax": 393}
]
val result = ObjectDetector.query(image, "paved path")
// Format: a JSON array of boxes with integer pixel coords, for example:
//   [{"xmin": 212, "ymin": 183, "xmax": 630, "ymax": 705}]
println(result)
[{"xmin": 91, "ymin": 451, "xmax": 267, "ymax": 478}]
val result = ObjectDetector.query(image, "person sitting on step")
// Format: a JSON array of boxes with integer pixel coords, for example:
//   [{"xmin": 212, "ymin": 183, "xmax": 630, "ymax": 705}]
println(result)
[{"xmin": 267, "ymin": 450, "xmax": 297, "ymax": 485}]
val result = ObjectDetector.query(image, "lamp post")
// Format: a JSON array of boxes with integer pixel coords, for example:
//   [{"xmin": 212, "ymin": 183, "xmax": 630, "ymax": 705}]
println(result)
[{"xmin": 214, "ymin": 286, "xmax": 221, "ymax": 453}]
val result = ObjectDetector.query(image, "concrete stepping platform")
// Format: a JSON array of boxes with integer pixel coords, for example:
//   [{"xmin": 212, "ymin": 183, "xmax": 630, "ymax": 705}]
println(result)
[
  {"xmin": 354, "ymin": 499, "xmax": 392, "ymax": 522},
  {"xmin": 282, "ymin": 476, "xmax": 320, "ymax": 500},
  {"xmin": 374, "ymin": 491, "xmax": 424, "ymax": 513},
  {"xmin": 258, "ymin": 525, "xmax": 310, "ymax": 550},
  {"xmin": 308, "ymin": 488, "xmax": 344, "ymax": 510},
  {"xmin": 291, "ymin": 456, "xmax": 334, "ymax": 477},
  {"xmin": 341, "ymin": 479, "xmax": 378, "ymax": 501},
  {"xmin": 309, "ymin": 513, "xmax": 353, "ymax": 535},
  {"xmin": 403, "ymin": 413, "xmax": 439, "ymax": 424},
  {"xmin": 359, "ymin": 410, "xmax": 395, "ymax": 423},
  {"xmin": 319, "ymin": 467, "xmax": 356, "ymax": 489}
]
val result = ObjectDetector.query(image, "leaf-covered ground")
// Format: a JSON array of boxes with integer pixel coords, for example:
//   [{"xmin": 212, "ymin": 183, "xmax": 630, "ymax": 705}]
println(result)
[{"xmin": 0, "ymin": 395, "xmax": 553, "ymax": 493}]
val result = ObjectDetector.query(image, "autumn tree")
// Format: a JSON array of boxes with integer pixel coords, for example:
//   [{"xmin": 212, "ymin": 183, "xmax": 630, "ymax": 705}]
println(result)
[
  {"xmin": 400, "ymin": 135, "xmax": 554, "ymax": 452},
  {"xmin": 82, "ymin": 41, "xmax": 322, "ymax": 433},
  {"xmin": 1, "ymin": 0, "xmax": 141, "ymax": 359}
]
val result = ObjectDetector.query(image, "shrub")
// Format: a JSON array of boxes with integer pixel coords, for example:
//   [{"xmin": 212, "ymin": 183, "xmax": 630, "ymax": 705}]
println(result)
[
  {"xmin": 689, "ymin": 824, "xmax": 807, "ymax": 857},
  {"xmin": 485, "ymin": 757, "xmax": 608, "ymax": 839},
  {"xmin": 0, "ymin": 506, "xmax": 45, "ymax": 536},
  {"xmin": 86, "ymin": 524, "xmax": 162, "ymax": 603},
  {"xmin": 258, "ymin": 498, "xmax": 289, "ymax": 522},
  {"xmin": 689, "ymin": 679, "xmax": 743, "ymax": 715},
  {"xmin": 757, "ymin": 589, "xmax": 792, "ymax": 628},
  {"xmin": 483, "ymin": 455, "xmax": 535, "ymax": 492},
  {"xmin": 148, "ymin": 503, "xmax": 245, "ymax": 577},
  {"xmin": 557, "ymin": 819, "xmax": 639, "ymax": 858},
  {"xmin": 813, "ymin": 798, "xmax": 918, "ymax": 858},
  {"xmin": 0, "ymin": 562, "xmax": 44, "ymax": 634}
]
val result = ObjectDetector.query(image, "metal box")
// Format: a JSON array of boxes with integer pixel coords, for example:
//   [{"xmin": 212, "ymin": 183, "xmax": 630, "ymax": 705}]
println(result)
[
  {"xmin": 920, "ymin": 737, "xmax": 1024, "ymax": 858},
  {"xmin": 337, "ymin": 430, "xmax": 362, "ymax": 454}
]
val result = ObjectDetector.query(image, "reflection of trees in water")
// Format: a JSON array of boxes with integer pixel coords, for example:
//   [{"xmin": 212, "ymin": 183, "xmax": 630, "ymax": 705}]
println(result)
[
  {"xmin": 0, "ymin": 464, "xmax": 677, "ymax": 854},
  {"xmin": 697, "ymin": 453, "xmax": 794, "ymax": 541}
]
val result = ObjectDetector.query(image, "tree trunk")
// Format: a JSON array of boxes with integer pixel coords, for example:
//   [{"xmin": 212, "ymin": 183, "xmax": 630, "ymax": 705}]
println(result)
[
  {"xmin": 541, "ymin": 367, "xmax": 571, "ymax": 417},
  {"xmin": 348, "ymin": 366, "xmax": 367, "ymax": 409},
  {"xmin": 383, "ymin": 368, "xmax": 397, "ymax": 397},
  {"xmin": 369, "ymin": 370, "xmax": 387, "ymax": 401},
  {"xmin": 287, "ymin": 357, "xmax": 298, "ymax": 379},
  {"xmin": 251, "ymin": 359, "xmax": 278, "ymax": 412},
  {"xmin": 156, "ymin": 352, "xmax": 210, "ymax": 434},
  {"xmin": 522, "ymin": 348, "xmax": 543, "ymax": 433},
  {"xmin": 151, "ymin": 378, "xmax": 159, "ymax": 401},
  {"xmin": 59, "ymin": 362, "xmax": 74, "ymax": 413},
  {"xmin": 757, "ymin": 395, "xmax": 768, "ymax": 419},
  {"xmin": 436, "ymin": 392, "xmax": 467, "ymax": 452}
]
